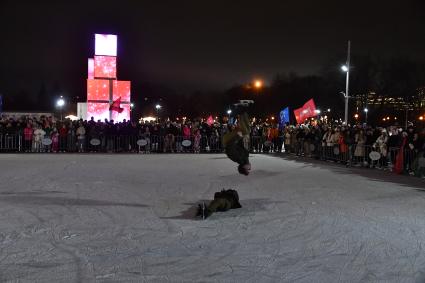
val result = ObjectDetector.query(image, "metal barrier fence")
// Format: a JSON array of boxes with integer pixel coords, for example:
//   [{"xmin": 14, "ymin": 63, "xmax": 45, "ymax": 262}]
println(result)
[
  {"xmin": 280, "ymin": 140, "xmax": 424, "ymax": 176},
  {"xmin": 0, "ymin": 134, "xmax": 22, "ymax": 152},
  {"xmin": 0, "ymin": 134, "xmax": 225, "ymax": 154},
  {"xmin": 1, "ymin": 133, "xmax": 424, "ymax": 176}
]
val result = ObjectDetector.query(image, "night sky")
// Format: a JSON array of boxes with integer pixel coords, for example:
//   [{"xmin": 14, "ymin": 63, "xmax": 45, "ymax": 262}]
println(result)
[{"xmin": 1, "ymin": 0, "xmax": 425, "ymax": 107}]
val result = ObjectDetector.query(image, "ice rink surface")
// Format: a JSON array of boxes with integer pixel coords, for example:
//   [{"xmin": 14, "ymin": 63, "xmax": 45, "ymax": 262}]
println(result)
[{"xmin": 1, "ymin": 153, "xmax": 425, "ymax": 283}]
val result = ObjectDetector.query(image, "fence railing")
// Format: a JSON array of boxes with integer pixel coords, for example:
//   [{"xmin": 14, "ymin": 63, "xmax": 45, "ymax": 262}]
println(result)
[
  {"xmin": 1, "ymin": 133, "xmax": 424, "ymax": 176},
  {"xmin": 0, "ymin": 134, "xmax": 225, "ymax": 154},
  {"xmin": 282, "ymin": 139, "xmax": 424, "ymax": 176}
]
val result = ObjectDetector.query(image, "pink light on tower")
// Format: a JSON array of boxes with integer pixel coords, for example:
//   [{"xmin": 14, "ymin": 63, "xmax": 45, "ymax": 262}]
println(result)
[
  {"xmin": 87, "ymin": 79, "xmax": 110, "ymax": 101},
  {"xmin": 95, "ymin": 34, "xmax": 117, "ymax": 56},
  {"xmin": 88, "ymin": 58, "xmax": 94, "ymax": 79},
  {"xmin": 94, "ymin": 56, "xmax": 117, "ymax": 78},
  {"xmin": 87, "ymin": 102, "xmax": 111, "ymax": 121},
  {"xmin": 113, "ymin": 81, "xmax": 131, "ymax": 101}
]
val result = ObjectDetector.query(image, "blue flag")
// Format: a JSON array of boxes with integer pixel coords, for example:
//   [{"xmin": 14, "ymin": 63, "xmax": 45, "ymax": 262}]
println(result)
[{"xmin": 279, "ymin": 107, "xmax": 289, "ymax": 127}]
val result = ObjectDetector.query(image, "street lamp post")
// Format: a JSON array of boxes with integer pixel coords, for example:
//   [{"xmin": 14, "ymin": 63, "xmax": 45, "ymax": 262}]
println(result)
[
  {"xmin": 155, "ymin": 104, "xmax": 161, "ymax": 121},
  {"xmin": 364, "ymin": 108, "xmax": 368, "ymax": 124},
  {"xmin": 341, "ymin": 40, "xmax": 351, "ymax": 125},
  {"xmin": 130, "ymin": 103, "xmax": 134, "ymax": 121},
  {"xmin": 404, "ymin": 105, "xmax": 409, "ymax": 129},
  {"xmin": 56, "ymin": 96, "xmax": 65, "ymax": 121},
  {"xmin": 227, "ymin": 109, "xmax": 232, "ymax": 123}
]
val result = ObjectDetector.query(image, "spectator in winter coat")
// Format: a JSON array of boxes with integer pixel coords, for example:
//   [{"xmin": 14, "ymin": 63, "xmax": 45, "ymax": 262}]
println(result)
[
  {"xmin": 339, "ymin": 129, "xmax": 349, "ymax": 155},
  {"xmin": 76, "ymin": 123, "xmax": 86, "ymax": 152},
  {"xmin": 387, "ymin": 128, "xmax": 401, "ymax": 164},
  {"xmin": 354, "ymin": 129, "xmax": 365, "ymax": 159},
  {"xmin": 59, "ymin": 124, "xmax": 68, "ymax": 152},
  {"xmin": 32, "ymin": 125, "xmax": 45, "ymax": 152},
  {"xmin": 163, "ymin": 123, "xmax": 175, "ymax": 153},
  {"xmin": 375, "ymin": 131, "xmax": 388, "ymax": 157},
  {"xmin": 51, "ymin": 128, "xmax": 59, "ymax": 153},
  {"xmin": 150, "ymin": 125, "xmax": 160, "ymax": 152},
  {"xmin": 295, "ymin": 127, "xmax": 305, "ymax": 156},
  {"xmin": 193, "ymin": 128, "xmax": 201, "ymax": 153},
  {"xmin": 374, "ymin": 130, "xmax": 389, "ymax": 167},
  {"xmin": 23, "ymin": 123, "xmax": 33, "ymax": 152},
  {"xmin": 284, "ymin": 128, "xmax": 292, "ymax": 153},
  {"xmin": 43, "ymin": 124, "xmax": 53, "ymax": 152},
  {"xmin": 324, "ymin": 129, "xmax": 334, "ymax": 147},
  {"xmin": 183, "ymin": 124, "xmax": 191, "ymax": 139},
  {"xmin": 140, "ymin": 126, "xmax": 151, "ymax": 153}
]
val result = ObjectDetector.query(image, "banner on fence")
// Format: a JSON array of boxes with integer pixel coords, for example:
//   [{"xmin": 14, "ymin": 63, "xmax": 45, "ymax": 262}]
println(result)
[
  {"xmin": 293, "ymin": 99, "xmax": 317, "ymax": 124},
  {"xmin": 279, "ymin": 107, "xmax": 289, "ymax": 128}
]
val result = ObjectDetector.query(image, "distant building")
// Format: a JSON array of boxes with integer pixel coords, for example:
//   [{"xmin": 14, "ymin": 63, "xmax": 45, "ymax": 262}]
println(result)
[{"xmin": 354, "ymin": 88, "xmax": 425, "ymax": 111}]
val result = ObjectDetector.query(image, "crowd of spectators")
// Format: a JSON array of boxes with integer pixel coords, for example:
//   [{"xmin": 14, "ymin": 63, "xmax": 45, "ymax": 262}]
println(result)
[
  {"xmin": 1, "ymin": 114, "xmax": 424, "ymax": 175},
  {"xmin": 280, "ymin": 124, "xmax": 425, "ymax": 175},
  {"xmin": 0, "ymin": 115, "xmax": 227, "ymax": 153}
]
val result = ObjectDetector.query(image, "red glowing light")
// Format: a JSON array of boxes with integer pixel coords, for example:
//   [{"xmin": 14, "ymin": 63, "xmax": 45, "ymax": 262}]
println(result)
[
  {"xmin": 94, "ymin": 56, "xmax": 117, "ymax": 78},
  {"xmin": 87, "ymin": 102, "xmax": 111, "ymax": 121},
  {"xmin": 112, "ymin": 81, "xmax": 131, "ymax": 102},
  {"xmin": 87, "ymin": 79, "xmax": 110, "ymax": 101}
]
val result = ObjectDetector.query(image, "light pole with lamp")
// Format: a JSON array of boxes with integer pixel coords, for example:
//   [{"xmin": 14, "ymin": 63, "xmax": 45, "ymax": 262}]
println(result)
[
  {"xmin": 155, "ymin": 104, "xmax": 161, "ymax": 121},
  {"xmin": 227, "ymin": 109, "xmax": 232, "ymax": 124},
  {"xmin": 364, "ymin": 108, "xmax": 368, "ymax": 124},
  {"xmin": 56, "ymin": 96, "xmax": 65, "ymax": 121},
  {"xmin": 130, "ymin": 103, "xmax": 134, "ymax": 121},
  {"xmin": 341, "ymin": 40, "xmax": 351, "ymax": 125}
]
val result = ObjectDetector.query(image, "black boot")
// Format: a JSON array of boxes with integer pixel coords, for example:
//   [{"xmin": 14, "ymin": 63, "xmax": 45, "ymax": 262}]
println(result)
[
  {"xmin": 201, "ymin": 202, "xmax": 208, "ymax": 219},
  {"xmin": 196, "ymin": 202, "xmax": 209, "ymax": 219}
]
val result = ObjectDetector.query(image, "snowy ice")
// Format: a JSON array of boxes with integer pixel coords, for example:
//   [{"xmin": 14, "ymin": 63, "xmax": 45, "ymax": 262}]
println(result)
[{"xmin": 1, "ymin": 154, "xmax": 425, "ymax": 282}]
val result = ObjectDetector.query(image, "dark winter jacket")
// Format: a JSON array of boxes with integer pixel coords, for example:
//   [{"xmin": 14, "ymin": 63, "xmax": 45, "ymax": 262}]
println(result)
[
  {"xmin": 224, "ymin": 137, "xmax": 249, "ymax": 166},
  {"xmin": 213, "ymin": 189, "xmax": 242, "ymax": 209}
]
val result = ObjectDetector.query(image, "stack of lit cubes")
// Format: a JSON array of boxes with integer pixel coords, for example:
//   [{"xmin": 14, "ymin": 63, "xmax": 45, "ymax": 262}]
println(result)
[{"xmin": 87, "ymin": 34, "xmax": 131, "ymax": 121}]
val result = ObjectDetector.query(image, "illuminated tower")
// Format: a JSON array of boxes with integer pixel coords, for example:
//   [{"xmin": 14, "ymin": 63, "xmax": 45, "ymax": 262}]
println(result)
[{"xmin": 86, "ymin": 34, "xmax": 131, "ymax": 121}]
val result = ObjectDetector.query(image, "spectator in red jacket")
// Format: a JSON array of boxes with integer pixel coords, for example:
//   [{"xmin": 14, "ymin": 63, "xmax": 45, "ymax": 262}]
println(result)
[
  {"xmin": 59, "ymin": 124, "xmax": 68, "ymax": 152},
  {"xmin": 23, "ymin": 122, "xmax": 33, "ymax": 152}
]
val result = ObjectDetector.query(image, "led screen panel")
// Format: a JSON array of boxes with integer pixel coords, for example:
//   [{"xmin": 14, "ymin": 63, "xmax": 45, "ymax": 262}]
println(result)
[
  {"xmin": 94, "ymin": 56, "xmax": 117, "ymax": 79},
  {"xmin": 88, "ymin": 58, "xmax": 94, "ymax": 79},
  {"xmin": 95, "ymin": 34, "xmax": 117, "ymax": 56},
  {"xmin": 87, "ymin": 102, "xmax": 110, "ymax": 121},
  {"xmin": 87, "ymin": 79, "xmax": 110, "ymax": 101},
  {"xmin": 112, "ymin": 80, "xmax": 131, "ymax": 102},
  {"xmin": 111, "ymin": 104, "xmax": 130, "ymax": 122}
]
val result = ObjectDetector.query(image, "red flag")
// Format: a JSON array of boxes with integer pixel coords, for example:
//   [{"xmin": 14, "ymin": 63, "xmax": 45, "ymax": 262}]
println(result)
[
  {"xmin": 293, "ymin": 108, "xmax": 303, "ymax": 124},
  {"xmin": 293, "ymin": 99, "xmax": 317, "ymax": 124},
  {"xmin": 206, "ymin": 115, "xmax": 214, "ymax": 126},
  {"xmin": 109, "ymin": 97, "xmax": 124, "ymax": 113}
]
